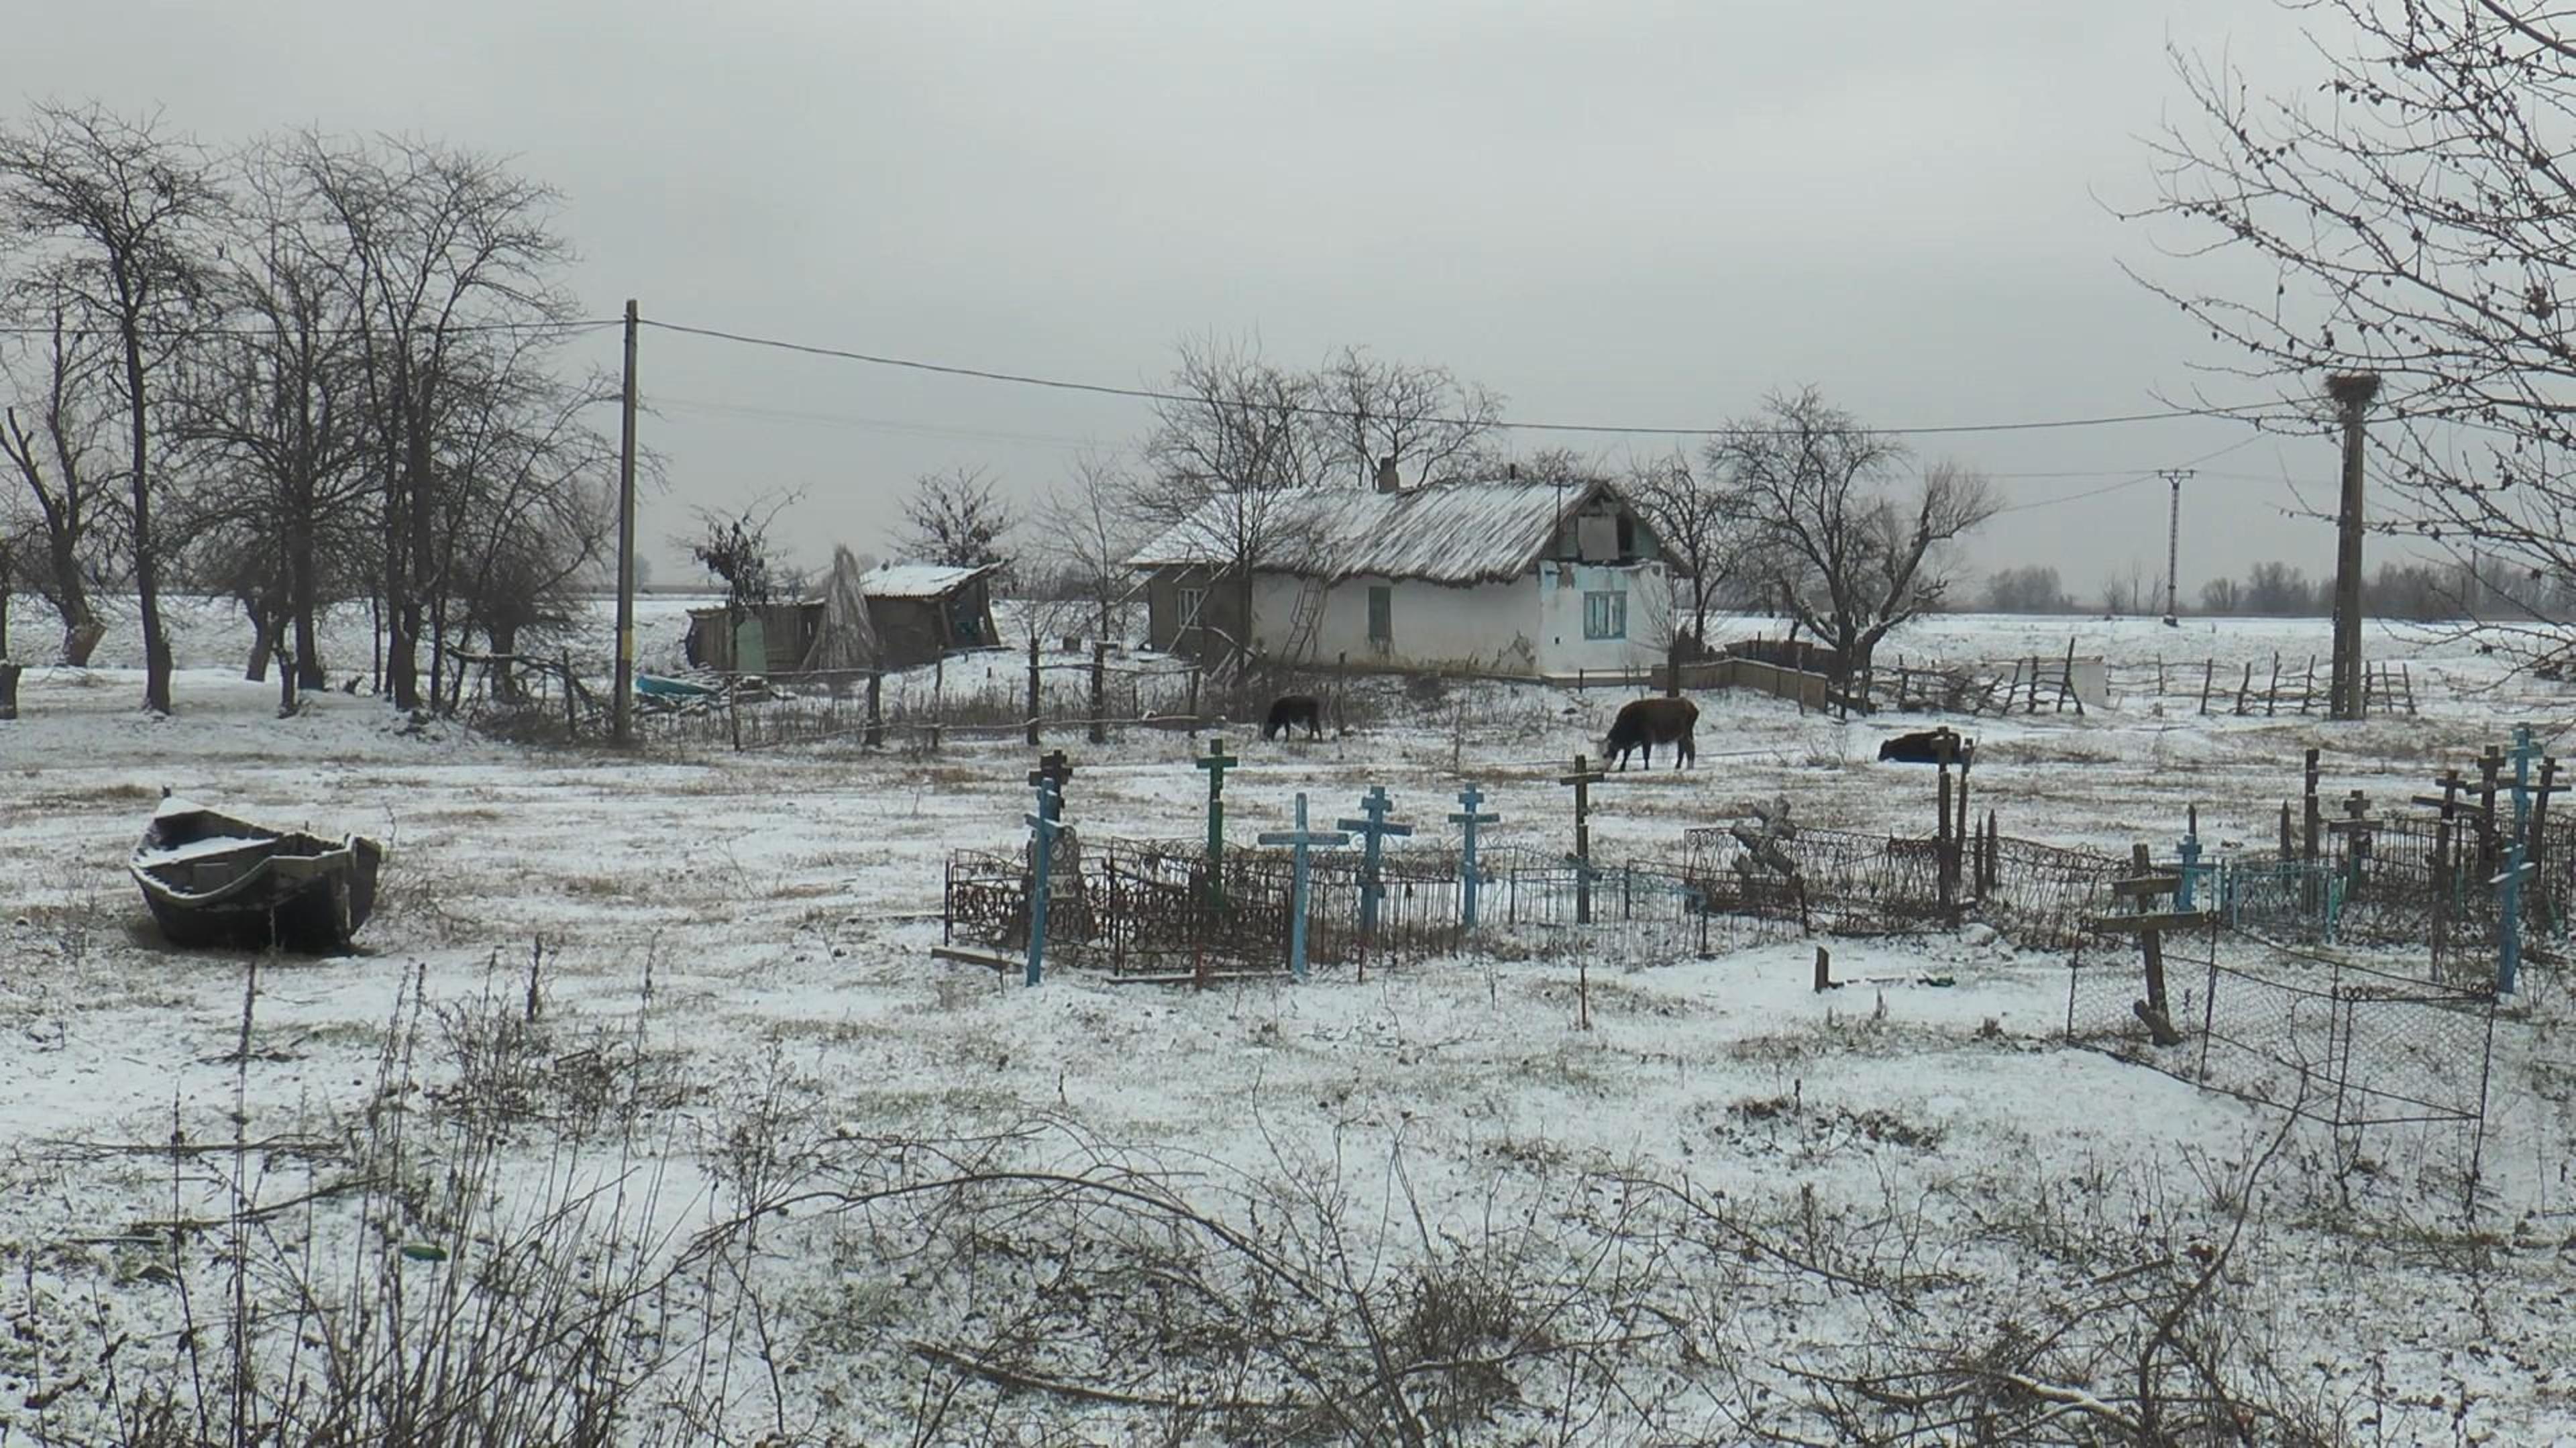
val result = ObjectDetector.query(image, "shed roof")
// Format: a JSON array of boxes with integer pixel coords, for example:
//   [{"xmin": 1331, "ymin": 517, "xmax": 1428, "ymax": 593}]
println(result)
[
  {"xmin": 1124, "ymin": 478, "xmax": 1615, "ymax": 585},
  {"xmin": 859, "ymin": 562, "xmax": 999, "ymax": 600}
]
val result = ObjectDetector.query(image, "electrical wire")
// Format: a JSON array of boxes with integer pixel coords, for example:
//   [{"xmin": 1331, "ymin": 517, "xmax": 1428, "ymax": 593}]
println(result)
[
  {"xmin": 636, "ymin": 315, "xmax": 2283, "ymax": 439},
  {"xmin": 0, "ymin": 317, "xmax": 619, "ymax": 339}
]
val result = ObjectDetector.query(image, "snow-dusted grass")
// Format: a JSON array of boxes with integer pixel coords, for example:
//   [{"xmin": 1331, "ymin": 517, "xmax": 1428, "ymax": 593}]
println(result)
[{"xmin": 3, "ymin": 598, "xmax": 2575, "ymax": 1441}]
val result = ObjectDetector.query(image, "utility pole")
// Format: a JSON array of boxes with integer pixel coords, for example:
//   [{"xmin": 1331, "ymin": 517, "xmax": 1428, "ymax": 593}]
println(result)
[
  {"xmin": 2158, "ymin": 468, "xmax": 2194, "ymax": 626},
  {"xmin": 2325, "ymin": 372, "xmax": 2379, "ymax": 720},
  {"xmin": 612, "ymin": 298, "xmax": 640, "ymax": 746}
]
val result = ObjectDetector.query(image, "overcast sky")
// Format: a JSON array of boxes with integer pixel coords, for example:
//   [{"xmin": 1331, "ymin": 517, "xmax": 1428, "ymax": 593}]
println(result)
[{"xmin": 26, "ymin": 1, "xmax": 2382, "ymax": 600}]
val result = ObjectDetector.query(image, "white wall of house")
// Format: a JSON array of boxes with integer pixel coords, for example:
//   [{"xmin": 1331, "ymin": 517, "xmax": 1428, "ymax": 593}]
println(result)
[
  {"xmin": 1242, "ymin": 562, "xmax": 1672, "ymax": 675},
  {"xmin": 1252, "ymin": 573, "xmax": 1541, "ymax": 672},
  {"xmin": 1535, "ymin": 560, "xmax": 1671, "ymax": 674}
]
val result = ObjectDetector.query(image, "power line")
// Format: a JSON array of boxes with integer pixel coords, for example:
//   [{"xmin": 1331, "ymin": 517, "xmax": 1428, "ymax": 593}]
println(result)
[
  {"xmin": 636, "ymin": 315, "xmax": 2275, "ymax": 439},
  {"xmin": 0, "ymin": 317, "xmax": 619, "ymax": 339}
]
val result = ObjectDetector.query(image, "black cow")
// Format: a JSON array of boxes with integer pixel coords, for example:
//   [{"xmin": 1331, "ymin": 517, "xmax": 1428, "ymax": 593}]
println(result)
[
  {"xmin": 1877, "ymin": 727, "xmax": 1970, "ymax": 765},
  {"xmin": 1263, "ymin": 693, "xmax": 1324, "ymax": 741},
  {"xmin": 1602, "ymin": 697, "xmax": 1699, "ymax": 771}
]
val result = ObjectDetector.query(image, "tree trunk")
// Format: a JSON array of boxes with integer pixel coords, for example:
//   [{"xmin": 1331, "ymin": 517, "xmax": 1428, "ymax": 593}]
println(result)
[
  {"xmin": 290, "ymin": 524, "xmax": 324, "ymax": 689},
  {"xmin": 121, "ymin": 332, "xmax": 170, "ymax": 716},
  {"xmin": 490, "ymin": 620, "xmax": 523, "ymax": 703},
  {"xmin": 46, "ymin": 531, "xmax": 101, "ymax": 665},
  {"xmin": 244, "ymin": 596, "xmax": 274, "ymax": 683}
]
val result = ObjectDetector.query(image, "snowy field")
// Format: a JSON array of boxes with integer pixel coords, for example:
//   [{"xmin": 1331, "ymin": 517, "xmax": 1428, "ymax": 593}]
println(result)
[{"xmin": 4, "ymin": 596, "xmax": 2576, "ymax": 1443}]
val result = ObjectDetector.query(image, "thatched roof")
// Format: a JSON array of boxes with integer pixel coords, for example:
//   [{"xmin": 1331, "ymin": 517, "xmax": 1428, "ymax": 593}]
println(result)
[{"xmin": 1125, "ymin": 478, "xmax": 1615, "ymax": 586}]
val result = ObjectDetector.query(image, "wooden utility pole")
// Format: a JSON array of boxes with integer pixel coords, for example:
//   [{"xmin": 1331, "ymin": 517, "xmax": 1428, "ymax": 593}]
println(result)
[
  {"xmin": 2326, "ymin": 371, "xmax": 2379, "ymax": 720},
  {"xmin": 612, "ymin": 298, "xmax": 641, "ymax": 746}
]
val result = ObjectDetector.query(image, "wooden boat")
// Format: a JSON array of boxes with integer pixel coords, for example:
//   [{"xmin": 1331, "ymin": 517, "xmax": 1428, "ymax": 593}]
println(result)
[{"xmin": 129, "ymin": 795, "xmax": 386, "ymax": 952}]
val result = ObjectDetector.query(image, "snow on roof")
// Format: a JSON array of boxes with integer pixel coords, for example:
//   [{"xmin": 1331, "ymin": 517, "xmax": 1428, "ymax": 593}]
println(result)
[
  {"xmin": 1123, "ymin": 478, "xmax": 1610, "ymax": 585},
  {"xmin": 859, "ymin": 562, "xmax": 998, "ymax": 600}
]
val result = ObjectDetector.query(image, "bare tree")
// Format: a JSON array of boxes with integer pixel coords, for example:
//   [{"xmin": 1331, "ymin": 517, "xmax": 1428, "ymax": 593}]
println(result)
[
  {"xmin": 0, "ymin": 103, "xmax": 225, "ymax": 713},
  {"xmin": 900, "ymin": 465, "xmax": 1017, "ymax": 581},
  {"xmin": 1984, "ymin": 564, "xmax": 2072, "ymax": 614},
  {"xmin": 2199, "ymin": 574, "xmax": 2244, "ymax": 614},
  {"xmin": 1707, "ymin": 388, "xmax": 1996, "ymax": 704},
  {"xmin": 1131, "ymin": 336, "xmax": 1331, "ymax": 673},
  {"xmin": 1311, "ymin": 345, "xmax": 1503, "ymax": 489},
  {"xmin": 288, "ymin": 129, "xmax": 574, "ymax": 711},
  {"xmin": 1033, "ymin": 449, "xmax": 1144, "ymax": 642},
  {"xmin": 0, "ymin": 311, "xmax": 117, "ymax": 663},
  {"xmin": 1623, "ymin": 451, "xmax": 1739, "ymax": 656},
  {"xmin": 2131, "ymin": 0, "xmax": 2576, "ymax": 671},
  {"xmin": 680, "ymin": 492, "xmax": 804, "ymax": 614}
]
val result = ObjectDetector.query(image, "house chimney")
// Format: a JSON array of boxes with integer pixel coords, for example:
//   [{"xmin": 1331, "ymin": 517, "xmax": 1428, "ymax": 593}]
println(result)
[{"xmin": 1374, "ymin": 453, "xmax": 1401, "ymax": 493}]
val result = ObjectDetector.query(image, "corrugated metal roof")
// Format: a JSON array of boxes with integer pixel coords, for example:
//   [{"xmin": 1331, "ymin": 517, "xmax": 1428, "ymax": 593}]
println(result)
[
  {"xmin": 1124, "ymin": 479, "xmax": 1605, "ymax": 585},
  {"xmin": 859, "ymin": 562, "xmax": 998, "ymax": 600}
]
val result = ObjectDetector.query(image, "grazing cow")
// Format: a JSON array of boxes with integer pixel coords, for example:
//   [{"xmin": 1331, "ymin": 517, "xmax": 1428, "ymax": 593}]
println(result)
[
  {"xmin": 1601, "ymin": 697, "xmax": 1699, "ymax": 771},
  {"xmin": 1263, "ymin": 693, "xmax": 1324, "ymax": 741},
  {"xmin": 1877, "ymin": 727, "xmax": 1970, "ymax": 765}
]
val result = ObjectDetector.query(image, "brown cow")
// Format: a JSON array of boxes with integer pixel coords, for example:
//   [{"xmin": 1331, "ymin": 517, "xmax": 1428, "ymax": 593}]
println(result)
[{"xmin": 1601, "ymin": 697, "xmax": 1698, "ymax": 771}]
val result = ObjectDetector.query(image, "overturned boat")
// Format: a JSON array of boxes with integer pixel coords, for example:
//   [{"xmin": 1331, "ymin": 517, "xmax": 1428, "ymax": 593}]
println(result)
[{"xmin": 129, "ymin": 795, "xmax": 386, "ymax": 952}]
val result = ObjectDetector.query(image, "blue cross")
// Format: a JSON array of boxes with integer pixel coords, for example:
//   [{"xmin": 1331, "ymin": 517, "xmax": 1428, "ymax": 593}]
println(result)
[
  {"xmin": 1256, "ymin": 793, "xmax": 1349, "ymax": 981},
  {"xmin": 2176, "ymin": 807, "xmax": 2204, "ymax": 913},
  {"xmin": 1449, "ymin": 783, "xmax": 1501, "ymax": 931},
  {"xmin": 1338, "ymin": 785, "xmax": 1414, "ymax": 936},
  {"xmin": 2498, "ymin": 844, "xmax": 2538, "ymax": 995},
  {"xmin": 1022, "ymin": 776, "xmax": 1067, "ymax": 988}
]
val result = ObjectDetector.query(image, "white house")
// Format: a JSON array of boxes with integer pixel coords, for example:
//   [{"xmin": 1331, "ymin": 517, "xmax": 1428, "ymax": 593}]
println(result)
[{"xmin": 1126, "ymin": 470, "xmax": 1674, "ymax": 677}]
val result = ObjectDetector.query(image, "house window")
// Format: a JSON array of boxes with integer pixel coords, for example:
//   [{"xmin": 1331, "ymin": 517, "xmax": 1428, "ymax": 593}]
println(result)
[
  {"xmin": 1177, "ymin": 586, "xmax": 1207, "ymax": 632},
  {"xmin": 1367, "ymin": 586, "xmax": 1393, "ymax": 650},
  {"xmin": 1583, "ymin": 590, "xmax": 1627, "ymax": 640}
]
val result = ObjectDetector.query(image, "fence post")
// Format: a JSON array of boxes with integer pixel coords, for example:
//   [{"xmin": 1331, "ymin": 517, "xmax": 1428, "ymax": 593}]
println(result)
[
  {"xmin": 1026, "ymin": 634, "xmax": 1042, "ymax": 746},
  {"xmin": 865, "ymin": 670, "xmax": 883, "ymax": 748},
  {"xmin": 2267, "ymin": 651, "xmax": 2282, "ymax": 716},
  {"xmin": 0, "ymin": 660, "xmax": 19, "ymax": 721},
  {"xmin": 1187, "ymin": 663, "xmax": 1202, "ymax": 726},
  {"xmin": 2235, "ymin": 661, "xmax": 2253, "ymax": 715},
  {"xmin": 1088, "ymin": 641, "xmax": 1108, "ymax": 745},
  {"xmin": 2199, "ymin": 659, "xmax": 2214, "ymax": 715},
  {"xmin": 561, "ymin": 652, "xmax": 577, "ymax": 737}
]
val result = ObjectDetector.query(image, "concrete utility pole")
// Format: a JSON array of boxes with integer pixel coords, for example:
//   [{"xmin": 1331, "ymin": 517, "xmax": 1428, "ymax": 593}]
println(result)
[
  {"xmin": 612, "ymin": 299, "xmax": 640, "ymax": 746},
  {"xmin": 2325, "ymin": 372, "xmax": 2380, "ymax": 720},
  {"xmin": 2158, "ymin": 468, "xmax": 2194, "ymax": 626}
]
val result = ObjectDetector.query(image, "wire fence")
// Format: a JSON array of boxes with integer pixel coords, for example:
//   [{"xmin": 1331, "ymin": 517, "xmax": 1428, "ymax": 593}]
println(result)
[
  {"xmin": 944, "ymin": 838, "xmax": 1801, "ymax": 978},
  {"xmin": 2066, "ymin": 931, "xmax": 2496, "ymax": 1141}
]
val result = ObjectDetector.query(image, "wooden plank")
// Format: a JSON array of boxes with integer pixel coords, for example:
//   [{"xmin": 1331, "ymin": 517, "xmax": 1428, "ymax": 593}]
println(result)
[
  {"xmin": 930, "ymin": 946, "xmax": 1018, "ymax": 974},
  {"xmin": 2086, "ymin": 911, "xmax": 2210, "ymax": 934},
  {"xmin": 2109, "ymin": 875, "xmax": 2184, "ymax": 897},
  {"xmin": 1106, "ymin": 970, "xmax": 1281, "ymax": 987}
]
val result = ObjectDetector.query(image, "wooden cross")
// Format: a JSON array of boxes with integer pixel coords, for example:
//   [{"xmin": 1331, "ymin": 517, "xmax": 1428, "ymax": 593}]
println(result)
[
  {"xmin": 1560, "ymin": 753, "xmax": 1608, "ymax": 926},
  {"xmin": 1256, "ymin": 793, "xmax": 1348, "ymax": 982},
  {"xmin": 1337, "ymin": 785, "xmax": 1414, "ymax": 938},
  {"xmin": 2087, "ymin": 842, "xmax": 2201, "ymax": 1046},
  {"xmin": 1448, "ymin": 782, "xmax": 1501, "ymax": 930},
  {"xmin": 1195, "ymin": 737, "xmax": 1238, "ymax": 909}
]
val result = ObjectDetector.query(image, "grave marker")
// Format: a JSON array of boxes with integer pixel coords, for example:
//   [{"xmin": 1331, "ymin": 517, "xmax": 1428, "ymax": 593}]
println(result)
[
  {"xmin": 1195, "ymin": 737, "xmax": 1238, "ymax": 909},
  {"xmin": 1023, "ymin": 776, "xmax": 1068, "ymax": 987},
  {"xmin": 1560, "ymin": 753, "xmax": 1607, "ymax": 925},
  {"xmin": 1448, "ymin": 783, "xmax": 1501, "ymax": 930},
  {"xmin": 1256, "ymin": 793, "xmax": 1348, "ymax": 982},
  {"xmin": 1337, "ymin": 785, "xmax": 1414, "ymax": 938}
]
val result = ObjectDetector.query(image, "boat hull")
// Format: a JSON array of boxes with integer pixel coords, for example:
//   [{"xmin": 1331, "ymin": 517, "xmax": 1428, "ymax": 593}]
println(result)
[{"xmin": 130, "ymin": 802, "xmax": 386, "ymax": 953}]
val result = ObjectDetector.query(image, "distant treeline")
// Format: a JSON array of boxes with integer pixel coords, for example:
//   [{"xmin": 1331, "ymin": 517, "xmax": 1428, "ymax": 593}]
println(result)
[{"xmin": 1978, "ymin": 559, "xmax": 2509, "ymax": 621}]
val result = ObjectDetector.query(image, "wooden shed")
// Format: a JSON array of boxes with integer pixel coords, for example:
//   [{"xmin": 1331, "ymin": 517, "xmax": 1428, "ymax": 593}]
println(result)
[
  {"xmin": 859, "ymin": 563, "xmax": 1002, "ymax": 667},
  {"xmin": 682, "ymin": 601, "xmax": 822, "ymax": 675},
  {"xmin": 679, "ymin": 561, "xmax": 1002, "ymax": 675}
]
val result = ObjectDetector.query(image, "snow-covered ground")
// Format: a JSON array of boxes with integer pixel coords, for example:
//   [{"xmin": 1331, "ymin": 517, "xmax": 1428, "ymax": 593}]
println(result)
[{"xmin": 4, "ymin": 596, "xmax": 2575, "ymax": 1443}]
